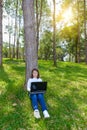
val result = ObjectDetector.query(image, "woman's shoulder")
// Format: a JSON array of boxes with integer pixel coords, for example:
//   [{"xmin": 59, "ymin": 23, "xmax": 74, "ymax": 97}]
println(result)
[
  {"xmin": 28, "ymin": 78, "xmax": 42, "ymax": 82},
  {"xmin": 38, "ymin": 78, "xmax": 42, "ymax": 81},
  {"xmin": 27, "ymin": 78, "xmax": 32, "ymax": 82}
]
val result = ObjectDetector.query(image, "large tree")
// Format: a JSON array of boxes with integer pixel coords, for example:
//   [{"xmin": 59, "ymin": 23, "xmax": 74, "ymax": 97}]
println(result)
[
  {"xmin": 22, "ymin": 0, "xmax": 38, "ymax": 85},
  {"xmin": 0, "ymin": 0, "xmax": 2, "ymax": 66}
]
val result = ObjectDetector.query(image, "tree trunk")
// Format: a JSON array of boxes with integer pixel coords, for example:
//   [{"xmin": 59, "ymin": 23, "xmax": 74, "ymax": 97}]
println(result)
[
  {"xmin": 16, "ymin": 0, "xmax": 20, "ymax": 59},
  {"xmin": 8, "ymin": 33, "xmax": 11, "ymax": 58},
  {"xmin": 53, "ymin": 0, "xmax": 57, "ymax": 66},
  {"xmin": 84, "ymin": 0, "xmax": 87, "ymax": 64},
  {"xmin": 0, "ymin": 0, "xmax": 2, "ymax": 66},
  {"xmin": 36, "ymin": 0, "xmax": 43, "ymax": 55},
  {"xmin": 13, "ymin": 0, "xmax": 18, "ymax": 59},
  {"xmin": 8, "ymin": 16, "xmax": 11, "ymax": 59},
  {"xmin": 77, "ymin": 0, "xmax": 80, "ymax": 63},
  {"xmin": 75, "ymin": 38, "xmax": 78, "ymax": 63},
  {"xmin": 22, "ymin": 0, "xmax": 38, "ymax": 86},
  {"xmin": 16, "ymin": 38, "xmax": 19, "ymax": 59},
  {"xmin": 36, "ymin": 0, "xmax": 39, "ymax": 52}
]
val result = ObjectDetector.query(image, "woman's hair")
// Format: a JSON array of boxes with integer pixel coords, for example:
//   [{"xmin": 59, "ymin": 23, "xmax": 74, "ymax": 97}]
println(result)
[{"xmin": 31, "ymin": 68, "xmax": 40, "ymax": 78}]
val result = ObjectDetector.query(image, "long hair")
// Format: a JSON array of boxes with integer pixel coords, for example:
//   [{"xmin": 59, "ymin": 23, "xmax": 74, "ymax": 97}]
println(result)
[{"xmin": 31, "ymin": 68, "xmax": 40, "ymax": 78}]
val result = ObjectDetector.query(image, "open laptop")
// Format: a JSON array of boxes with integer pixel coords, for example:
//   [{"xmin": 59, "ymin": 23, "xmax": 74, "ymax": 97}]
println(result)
[{"xmin": 30, "ymin": 82, "xmax": 47, "ymax": 94}]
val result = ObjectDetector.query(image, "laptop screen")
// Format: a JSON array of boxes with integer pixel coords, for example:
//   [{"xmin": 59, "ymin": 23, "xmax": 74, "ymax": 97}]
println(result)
[{"xmin": 30, "ymin": 82, "xmax": 47, "ymax": 94}]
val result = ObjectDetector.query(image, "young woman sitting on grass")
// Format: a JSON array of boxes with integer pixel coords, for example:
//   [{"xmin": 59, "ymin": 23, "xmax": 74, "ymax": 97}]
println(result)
[{"xmin": 27, "ymin": 68, "xmax": 50, "ymax": 119}]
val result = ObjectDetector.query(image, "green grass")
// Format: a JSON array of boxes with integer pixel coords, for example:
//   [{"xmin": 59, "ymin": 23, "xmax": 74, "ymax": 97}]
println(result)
[{"xmin": 0, "ymin": 59, "xmax": 87, "ymax": 130}]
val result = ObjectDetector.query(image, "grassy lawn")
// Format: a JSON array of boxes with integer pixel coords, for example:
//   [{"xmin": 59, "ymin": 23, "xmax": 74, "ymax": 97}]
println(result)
[{"xmin": 0, "ymin": 59, "xmax": 87, "ymax": 130}]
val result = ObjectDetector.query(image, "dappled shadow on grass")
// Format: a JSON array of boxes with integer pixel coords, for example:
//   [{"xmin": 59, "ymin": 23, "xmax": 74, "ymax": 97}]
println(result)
[
  {"xmin": 45, "ymin": 89, "xmax": 87, "ymax": 130},
  {"xmin": 38, "ymin": 62, "xmax": 87, "ymax": 130},
  {"xmin": 1, "ymin": 60, "xmax": 87, "ymax": 129},
  {"xmin": 3, "ymin": 58, "xmax": 25, "ymax": 64},
  {"xmin": 0, "ymin": 65, "xmax": 33, "ymax": 129},
  {"xmin": 48, "ymin": 64, "xmax": 87, "ymax": 81},
  {"xmin": 11, "ymin": 65, "xmax": 25, "ymax": 73},
  {"xmin": 0, "ymin": 89, "xmax": 33, "ymax": 129},
  {"xmin": 3, "ymin": 59, "xmax": 25, "ymax": 75},
  {"xmin": 39, "ymin": 61, "xmax": 87, "ymax": 87},
  {"xmin": 0, "ymin": 66, "xmax": 10, "ymax": 82}
]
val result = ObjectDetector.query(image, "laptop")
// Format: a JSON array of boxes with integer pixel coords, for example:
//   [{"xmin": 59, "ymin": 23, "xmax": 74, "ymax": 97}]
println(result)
[{"xmin": 30, "ymin": 82, "xmax": 47, "ymax": 94}]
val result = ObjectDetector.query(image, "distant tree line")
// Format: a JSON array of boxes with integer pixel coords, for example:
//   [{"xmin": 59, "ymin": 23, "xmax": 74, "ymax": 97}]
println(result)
[{"xmin": 0, "ymin": 0, "xmax": 87, "ymax": 64}]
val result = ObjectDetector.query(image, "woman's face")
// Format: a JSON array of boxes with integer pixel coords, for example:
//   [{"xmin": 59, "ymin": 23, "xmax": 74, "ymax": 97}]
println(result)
[{"xmin": 32, "ymin": 70, "xmax": 38, "ymax": 78}]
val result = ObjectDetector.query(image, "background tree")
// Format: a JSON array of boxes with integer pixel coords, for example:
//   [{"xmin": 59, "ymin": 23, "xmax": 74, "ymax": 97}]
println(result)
[
  {"xmin": 58, "ymin": 0, "xmax": 86, "ymax": 62},
  {"xmin": 53, "ymin": 0, "xmax": 57, "ymax": 66},
  {"xmin": 4, "ymin": 0, "xmax": 23, "ymax": 59},
  {"xmin": 77, "ymin": 0, "xmax": 80, "ymax": 63},
  {"xmin": 39, "ymin": 30, "xmax": 53, "ymax": 60},
  {"xmin": 22, "ymin": 0, "xmax": 38, "ymax": 85},
  {"xmin": 35, "ymin": 0, "xmax": 43, "ymax": 53},
  {"xmin": 84, "ymin": 0, "xmax": 87, "ymax": 64},
  {"xmin": 2, "ymin": 0, "xmax": 87, "ymax": 64},
  {"xmin": 0, "ymin": 0, "xmax": 3, "ymax": 66},
  {"xmin": 13, "ymin": 0, "xmax": 18, "ymax": 59},
  {"xmin": 35, "ymin": 0, "xmax": 50, "ymax": 57}
]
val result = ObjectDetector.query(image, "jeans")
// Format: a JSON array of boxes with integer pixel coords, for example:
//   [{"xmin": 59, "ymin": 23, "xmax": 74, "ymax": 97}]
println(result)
[{"xmin": 30, "ymin": 93, "xmax": 47, "ymax": 111}]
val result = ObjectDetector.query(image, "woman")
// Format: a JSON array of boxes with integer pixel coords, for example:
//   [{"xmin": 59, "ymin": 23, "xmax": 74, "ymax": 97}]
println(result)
[{"xmin": 27, "ymin": 68, "xmax": 50, "ymax": 119}]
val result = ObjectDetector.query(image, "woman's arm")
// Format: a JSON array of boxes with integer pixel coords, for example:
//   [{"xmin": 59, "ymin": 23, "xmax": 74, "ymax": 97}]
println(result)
[
  {"xmin": 27, "ymin": 79, "xmax": 31, "ymax": 92},
  {"xmin": 39, "ymin": 78, "xmax": 42, "ymax": 82}
]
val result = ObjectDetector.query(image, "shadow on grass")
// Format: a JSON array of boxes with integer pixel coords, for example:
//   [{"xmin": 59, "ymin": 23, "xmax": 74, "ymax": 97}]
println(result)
[
  {"xmin": 38, "ymin": 62, "xmax": 87, "ymax": 130},
  {"xmin": 3, "ymin": 59, "xmax": 25, "ymax": 75},
  {"xmin": 0, "ymin": 60, "xmax": 87, "ymax": 130},
  {"xmin": 45, "ymin": 89, "xmax": 87, "ymax": 130},
  {"xmin": 0, "ymin": 66, "xmax": 33, "ymax": 130}
]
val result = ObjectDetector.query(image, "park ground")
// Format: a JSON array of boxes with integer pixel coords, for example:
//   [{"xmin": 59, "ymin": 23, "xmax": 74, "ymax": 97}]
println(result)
[{"xmin": 0, "ymin": 59, "xmax": 87, "ymax": 130}]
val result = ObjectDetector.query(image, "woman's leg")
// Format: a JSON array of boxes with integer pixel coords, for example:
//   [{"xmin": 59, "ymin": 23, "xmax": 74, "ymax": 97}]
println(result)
[
  {"xmin": 30, "ymin": 94, "xmax": 38, "ymax": 110},
  {"xmin": 37, "ymin": 93, "xmax": 47, "ymax": 111},
  {"xmin": 30, "ymin": 94, "xmax": 41, "ymax": 118},
  {"xmin": 37, "ymin": 93, "xmax": 50, "ymax": 118}
]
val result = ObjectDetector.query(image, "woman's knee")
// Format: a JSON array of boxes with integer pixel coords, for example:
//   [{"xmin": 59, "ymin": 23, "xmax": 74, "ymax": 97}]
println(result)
[
  {"xmin": 37, "ymin": 93, "xmax": 44, "ymax": 99},
  {"xmin": 30, "ymin": 94, "xmax": 37, "ymax": 100}
]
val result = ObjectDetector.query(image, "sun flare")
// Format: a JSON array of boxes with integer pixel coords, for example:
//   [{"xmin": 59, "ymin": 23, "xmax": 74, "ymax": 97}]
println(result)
[{"xmin": 62, "ymin": 7, "xmax": 73, "ymax": 23}]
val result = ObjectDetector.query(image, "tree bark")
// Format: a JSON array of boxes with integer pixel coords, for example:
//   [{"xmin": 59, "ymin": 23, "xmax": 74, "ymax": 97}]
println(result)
[
  {"xmin": 53, "ymin": 0, "xmax": 57, "ymax": 66},
  {"xmin": 8, "ymin": 16, "xmax": 11, "ymax": 59},
  {"xmin": 75, "ymin": 38, "xmax": 78, "ymax": 63},
  {"xmin": 0, "ymin": 0, "xmax": 2, "ymax": 66},
  {"xmin": 77, "ymin": 0, "xmax": 80, "ymax": 63},
  {"xmin": 36, "ymin": 0, "xmax": 43, "ymax": 54},
  {"xmin": 22, "ymin": 0, "xmax": 38, "ymax": 86},
  {"xmin": 84, "ymin": 0, "xmax": 87, "ymax": 64},
  {"xmin": 13, "ymin": 0, "xmax": 18, "ymax": 59}
]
